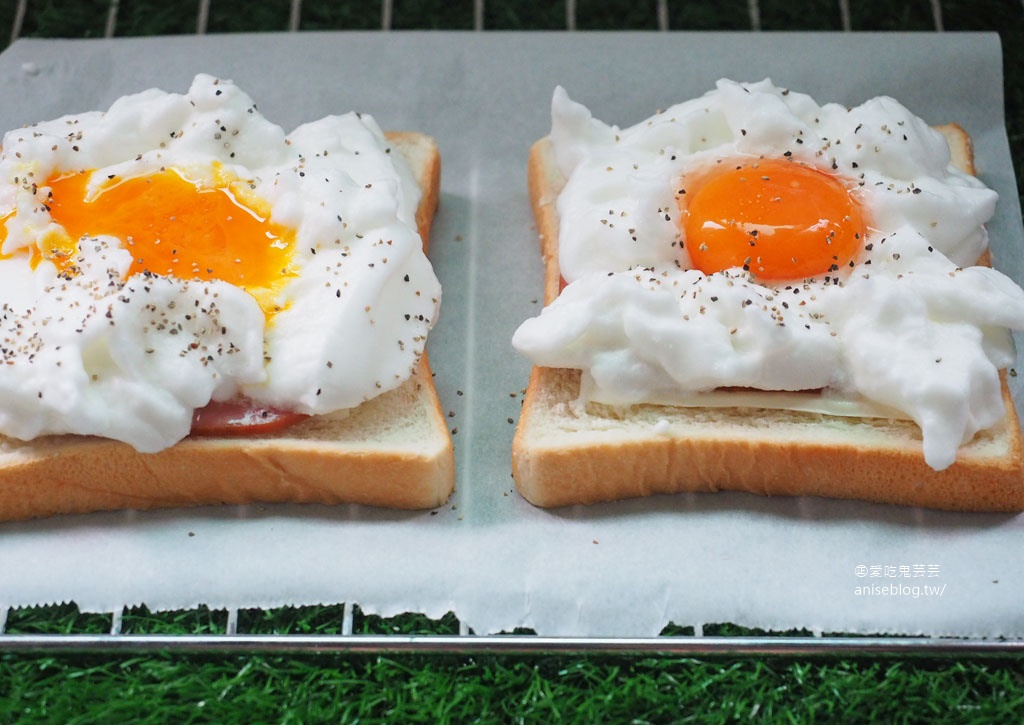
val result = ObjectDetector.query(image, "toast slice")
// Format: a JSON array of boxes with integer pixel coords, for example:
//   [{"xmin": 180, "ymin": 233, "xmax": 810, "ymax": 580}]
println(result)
[
  {"xmin": 0, "ymin": 132, "xmax": 454, "ymax": 520},
  {"xmin": 512, "ymin": 126, "xmax": 1024, "ymax": 512}
]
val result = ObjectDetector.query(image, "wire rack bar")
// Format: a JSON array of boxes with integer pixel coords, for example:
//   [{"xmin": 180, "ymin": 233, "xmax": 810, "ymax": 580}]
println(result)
[
  {"xmin": 342, "ymin": 601, "xmax": 355, "ymax": 635},
  {"xmin": 10, "ymin": 0, "xmax": 26, "ymax": 43},
  {"xmin": 1, "ymin": 606, "xmax": 1020, "ymax": 657},
  {"xmin": 931, "ymin": 0, "xmax": 944, "ymax": 31},
  {"xmin": 0, "ymin": 633, "xmax": 1021, "ymax": 657},
  {"xmin": 196, "ymin": 0, "xmax": 211, "ymax": 34},
  {"xmin": 748, "ymin": 0, "xmax": 761, "ymax": 31},
  {"xmin": 104, "ymin": 0, "xmax": 119, "ymax": 38},
  {"xmin": 225, "ymin": 608, "xmax": 239, "ymax": 635}
]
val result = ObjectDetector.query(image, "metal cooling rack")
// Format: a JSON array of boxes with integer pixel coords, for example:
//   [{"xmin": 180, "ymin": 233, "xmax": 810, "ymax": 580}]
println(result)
[
  {"xmin": 2, "ymin": 603, "xmax": 1024, "ymax": 655},
  {"xmin": 1, "ymin": 0, "xmax": 1023, "ymax": 655},
  {"xmin": 8, "ymin": 0, "xmax": 951, "ymax": 38}
]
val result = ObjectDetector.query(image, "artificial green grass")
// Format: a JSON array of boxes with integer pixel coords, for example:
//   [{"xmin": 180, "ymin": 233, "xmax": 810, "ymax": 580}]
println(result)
[
  {"xmin": 4, "ymin": 603, "xmax": 464, "ymax": 637},
  {"xmin": 2, "ymin": 603, "xmax": 1024, "ymax": 722},
  {"xmin": 2, "ymin": 639, "xmax": 1024, "ymax": 722},
  {"xmin": 0, "ymin": 657, "xmax": 993, "ymax": 722},
  {"xmin": 2, "ymin": 1, "xmax": 1024, "ymax": 721}
]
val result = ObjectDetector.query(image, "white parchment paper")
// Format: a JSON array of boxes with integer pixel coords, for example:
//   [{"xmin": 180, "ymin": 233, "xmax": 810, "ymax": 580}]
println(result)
[{"xmin": 0, "ymin": 32, "xmax": 1022, "ymax": 638}]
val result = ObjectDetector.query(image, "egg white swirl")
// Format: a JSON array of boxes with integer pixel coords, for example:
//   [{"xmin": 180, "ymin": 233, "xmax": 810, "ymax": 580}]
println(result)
[
  {"xmin": 513, "ymin": 79, "xmax": 1024, "ymax": 470},
  {"xmin": 0, "ymin": 74, "xmax": 440, "ymax": 452}
]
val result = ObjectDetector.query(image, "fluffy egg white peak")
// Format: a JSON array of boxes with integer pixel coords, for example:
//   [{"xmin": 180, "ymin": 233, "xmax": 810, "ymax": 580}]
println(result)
[
  {"xmin": 513, "ymin": 79, "xmax": 1024, "ymax": 470},
  {"xmin": 0, "ymin": 74, "xmax": 440, "ymax": 452}
]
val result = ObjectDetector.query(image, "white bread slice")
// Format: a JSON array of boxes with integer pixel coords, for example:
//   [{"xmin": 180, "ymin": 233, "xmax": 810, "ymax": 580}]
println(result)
[
  {"xmin": 0, "ymin": 131, "xmax": 454, "ymax": 520},
  {"xmin": 512, "ymin": 126, "xmax": 1024, "ymax": 512}
]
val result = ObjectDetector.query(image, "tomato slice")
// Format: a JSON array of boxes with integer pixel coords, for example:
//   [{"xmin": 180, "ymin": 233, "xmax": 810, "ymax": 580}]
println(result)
[{"xmin": 190, "ymin": 399, "xmax": 309, "ymax": 437}]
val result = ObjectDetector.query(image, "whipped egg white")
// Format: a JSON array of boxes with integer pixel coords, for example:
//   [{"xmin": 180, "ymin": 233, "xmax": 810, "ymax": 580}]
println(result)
[
  {"xmin": 512, "ymin": 79, "xmax": 1024, "ymax": 470},
  {"xmin": 0, "ymin": 74, "xmax": 440, "ymax": 452}
]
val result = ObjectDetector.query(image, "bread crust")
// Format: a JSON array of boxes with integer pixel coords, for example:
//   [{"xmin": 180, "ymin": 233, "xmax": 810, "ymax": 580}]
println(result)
[
  {"xmin": 0, "ymin": 131, "xmax": 454, "ymax": 520},
  {"xmin": 513, "ymin": 129, "xmax": 1024, "ymax": 512}
]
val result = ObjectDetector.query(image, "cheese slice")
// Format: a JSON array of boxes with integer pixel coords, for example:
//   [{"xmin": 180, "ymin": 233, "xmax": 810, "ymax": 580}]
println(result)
[{"xmin": 584, "ymin": 377, "xmax": 912, "ymax": 421}]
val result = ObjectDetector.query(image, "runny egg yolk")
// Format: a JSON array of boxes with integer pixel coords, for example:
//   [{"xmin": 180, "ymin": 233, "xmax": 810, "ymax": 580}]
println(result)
[
  {"xmin": 39, "ymin": 167, "xmax": 296, "ymax": 315},
  {"xmin": 678, "ymin": 158, "xmax": 866, "ymax": 281}
]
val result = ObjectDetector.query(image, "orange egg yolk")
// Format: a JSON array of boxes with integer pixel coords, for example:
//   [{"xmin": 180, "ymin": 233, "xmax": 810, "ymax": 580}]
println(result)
[
  {"xmin": 38, "ymin": 167, "xmax": 296, "ymax": 314},
  {"xmin": 678, "ymin": 158, "xmax": 866, "ymax": 281}
]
